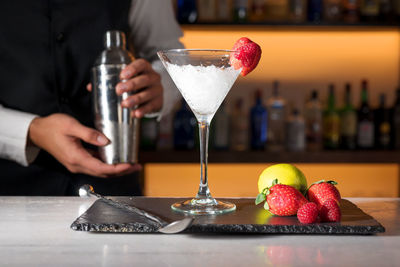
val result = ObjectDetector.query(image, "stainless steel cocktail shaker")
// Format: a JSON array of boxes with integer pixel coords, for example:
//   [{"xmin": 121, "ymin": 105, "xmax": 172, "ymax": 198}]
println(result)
[{"xmin": 92, "ymin": 30, "xmax": 139, "ymax": 164}]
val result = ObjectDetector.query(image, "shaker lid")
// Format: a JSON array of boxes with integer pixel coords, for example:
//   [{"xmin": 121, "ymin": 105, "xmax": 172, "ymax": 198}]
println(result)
[
  {"xmin": 93, "ymin": 30, "xmax": 134, "ymax": 65},
  {"xmin": 104, "ymin": 30, "xmax": 126, "ymax": 49}
]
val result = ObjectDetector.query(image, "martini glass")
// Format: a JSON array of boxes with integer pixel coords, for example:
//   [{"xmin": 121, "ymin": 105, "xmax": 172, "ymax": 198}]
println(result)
[{"xmin": 157, "ymin": 49, "xmax": 242, "ymax": 215}]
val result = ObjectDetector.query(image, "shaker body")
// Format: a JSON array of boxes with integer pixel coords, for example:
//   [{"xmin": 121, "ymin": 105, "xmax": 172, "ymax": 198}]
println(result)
[{"xmin": 92, "ymin": 63, "xmax": 139, "ymax": 164}]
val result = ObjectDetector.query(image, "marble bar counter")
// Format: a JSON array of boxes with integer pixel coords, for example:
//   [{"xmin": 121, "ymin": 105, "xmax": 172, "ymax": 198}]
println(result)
[{"xmin": 0, "ymin": 197, "xmax": 400, "ymax": 266}]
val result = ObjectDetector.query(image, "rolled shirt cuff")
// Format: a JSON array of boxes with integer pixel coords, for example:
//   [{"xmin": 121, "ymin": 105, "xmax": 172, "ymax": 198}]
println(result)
[{"xmin": 0, "ymin": 107, "xmax": 40, "ymax": 166}]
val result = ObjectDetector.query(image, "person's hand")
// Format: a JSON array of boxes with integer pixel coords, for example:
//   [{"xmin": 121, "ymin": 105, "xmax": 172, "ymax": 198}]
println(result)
[
  {"xmin": 28, "ymin": 113, "xmax": 141, "ymax": 177},
  {"xmin": 88, "ymin": 59, "xmax": 163, "ymax": 118},
  {"xmin": 117, "ymin": 59, "xmax": 163, "ymax": 117}
]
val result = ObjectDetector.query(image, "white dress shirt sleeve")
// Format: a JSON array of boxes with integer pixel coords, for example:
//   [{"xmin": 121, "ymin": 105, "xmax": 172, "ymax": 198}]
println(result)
[
  {"xmin": 0, "ymin": 105, "xmax": 40, "ymax": 166},
  {"xmin": 128, "ymin": 0, "xmax": 184, "ymax": 117}
]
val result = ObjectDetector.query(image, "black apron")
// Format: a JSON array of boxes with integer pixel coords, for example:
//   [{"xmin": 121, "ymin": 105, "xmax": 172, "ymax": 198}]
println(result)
[{"xmin": 0, "ymin": 0, "xmax": 142, "ymax": 196}]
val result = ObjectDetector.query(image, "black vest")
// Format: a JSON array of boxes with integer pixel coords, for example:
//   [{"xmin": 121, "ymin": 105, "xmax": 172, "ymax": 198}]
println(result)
[{"xmin": 0, "ymin": 0, "xmax": 141, "ymax": 196}]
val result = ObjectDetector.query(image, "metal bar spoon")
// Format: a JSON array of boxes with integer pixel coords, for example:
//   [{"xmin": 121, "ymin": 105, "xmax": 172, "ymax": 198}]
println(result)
[{"xmin": 79, "ymin": 184, "xmax": 194, "ymax": 234}]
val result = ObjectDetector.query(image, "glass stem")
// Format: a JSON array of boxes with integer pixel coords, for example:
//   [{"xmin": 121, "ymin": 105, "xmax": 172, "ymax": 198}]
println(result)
[{"xmin": 196, "ymin": 121, "xmax": 212, "ymax": 199}]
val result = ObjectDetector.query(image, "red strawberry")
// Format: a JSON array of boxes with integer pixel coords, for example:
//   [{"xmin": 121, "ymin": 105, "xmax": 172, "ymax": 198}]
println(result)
[
  {"xmin": 297, "ymin": 202, "xmax": 319, "ymax": 224},
  {"xmin": 320, "ymin": 198, "xmax": 341, "ymax": 222},
  {"xmin": 307, "ymin": 180, "xmax": 341, "ymax": 208},
  {"xmin": 256, "ymin": 179, "xmax": 308, "ymax": 216},
  {"xmin": 230, "ymin": 37, "xmax": 261, "ymax": 76}
]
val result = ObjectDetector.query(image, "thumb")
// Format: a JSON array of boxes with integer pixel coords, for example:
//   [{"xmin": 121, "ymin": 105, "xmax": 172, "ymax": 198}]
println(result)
[
  {"xmin": 68, "ymin": 121, "xmax": 110, "ymax": 146},
  {"xmin": 86, "ymin": 83, "xmax": 92, "ymax": 92}
]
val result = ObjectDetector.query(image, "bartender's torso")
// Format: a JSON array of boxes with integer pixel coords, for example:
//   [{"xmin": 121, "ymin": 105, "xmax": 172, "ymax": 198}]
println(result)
[
  {"xmin": 0, "ymin": 0, "xmax": 130, "ymax": 125},
  {"xmin": 0, "ymin": 0, "xmax": 139, "ymax": 196}
]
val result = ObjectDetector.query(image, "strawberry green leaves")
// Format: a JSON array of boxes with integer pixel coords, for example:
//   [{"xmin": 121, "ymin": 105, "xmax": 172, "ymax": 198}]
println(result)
[{"xmin": 255, "ymin": 193, "xmax": 266, "ymax": 205}]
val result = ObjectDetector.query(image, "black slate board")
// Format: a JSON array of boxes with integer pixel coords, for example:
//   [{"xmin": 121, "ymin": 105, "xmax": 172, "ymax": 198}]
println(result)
[{"xmin": 71, "ymin": 197, "xmax": 385, "ymax": 235}]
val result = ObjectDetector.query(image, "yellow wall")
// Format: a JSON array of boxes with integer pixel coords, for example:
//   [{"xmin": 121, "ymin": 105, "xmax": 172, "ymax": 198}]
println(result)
[
  {"xmin": 181, "ymin": 26, "xmax": 399, "ymax": 84},
  {"xmin": 144, "ymin": 163, "xmax": 399, "ymax": 197}
]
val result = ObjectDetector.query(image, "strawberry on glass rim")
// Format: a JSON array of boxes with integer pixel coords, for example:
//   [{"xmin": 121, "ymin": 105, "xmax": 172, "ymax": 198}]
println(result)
[{"xmin": 230, "ymin": 37, "xmax": 262, "ymax": 76}]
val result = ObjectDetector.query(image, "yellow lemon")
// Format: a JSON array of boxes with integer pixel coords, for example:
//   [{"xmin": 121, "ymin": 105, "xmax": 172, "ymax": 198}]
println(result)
[{"xmin": 258, "ymin": 163, "xmax": 307, "ymax": 194}]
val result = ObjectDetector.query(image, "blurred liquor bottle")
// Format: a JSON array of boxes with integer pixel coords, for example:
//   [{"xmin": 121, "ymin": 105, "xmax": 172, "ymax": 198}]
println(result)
[
  {"xmin": 357, "ymin": 80, "xmax": 375, "ymax": 149},
  {"xmin": 360, "ymin": 0, "xmax": 380, "ymax": 21},
  {"xmin": 197, "ymin": 0, "xmax": 217, "ymax": 22},
  {"xmin": 323, "ymin": 84, "xmax": 340, "ymax": 149},
  {"xmin": 308, "ymin": 0, "xmax": 323, "ymax": 23},
  {"xmin": 233, "ymin": 0, "xmax": 249, "ymax": 22},
  {"xmin": 140, "ymin": 117, "xmax": 159, "ymax": 150},
  {"xmin": 176, "ymin": 0, "xmax": 198, "ymax": 23},
  {"xmin": 342, "ymin": 0, "xmax": 360, "ymax": 23},
  {"xmin": 157, "ymin": 113, "xmax": 173, "ymax": 150},
  {"xmin": 172, "ymin": 0, "xmax": 178, "ymax": 15},
  {"xmin": 212, "ymin": 101, "xmax": 230, "ymax": 150},
  {"xmin": 392, "ymin": 88, "xmax": 400, "ymax": 149},
  {"xmin": 231, "ymin": 98, "xmax": 249, "ymax": 151},
  {"xmin": 286, "ymin": 108, "xmax": 305, "ymax": 151},
  {"xmin": 173, "ymin": 99, "xmax": 196, "ymax": 150},
  {"xmin": 250, "ymin": 89, "xmax": 268, "ymax": 150},
  {"xmin": 375, "ymin": 93, "xmax": 392, "ymax": 149},
  {"xmin": 340, "ymin": 83, "xmax": 357, "ymax": 150},
  {"xmin": 379, "ymin": 0, "xmax": 393, "ymax": 21},
  {"xmin": 265, "ymin": 0, "xmax": 289, "ymax": 22},
  {"xmin": 304, "ymin": 90, "xmax": 323, "ymax": 151},
  {"xmin": 289, "ymin": 0, "xmax": 307, "ymax": 22},
  {"xmin": 323, "ymin": 0, "xmax": 342, "ymax": 22},
  {"xmin": 394, "ymin": 0, "xmax": 400, "ymax": 19},
  {"xmin": 217, "ymin": 0, "xmax": 234, "ymax": 22},
  {"xmin": 267, "ymin": 81, "xmax": 287, "ymax": 151},
  {"xmin": 249, "ymin": 0, "xmax": 267, "ymax": 22}
]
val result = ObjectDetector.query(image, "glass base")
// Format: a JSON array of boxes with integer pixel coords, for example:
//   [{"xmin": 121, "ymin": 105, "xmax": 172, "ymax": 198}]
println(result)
[{"xmin": 171, "ymin": 198, "xmax": 236, "ymax": 215}]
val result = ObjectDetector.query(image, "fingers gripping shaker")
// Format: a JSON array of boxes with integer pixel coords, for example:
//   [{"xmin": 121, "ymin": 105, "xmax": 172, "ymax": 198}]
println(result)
[{"xmin": 92, "ymin": 30, "xmax": 139, "ymax": 164}]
